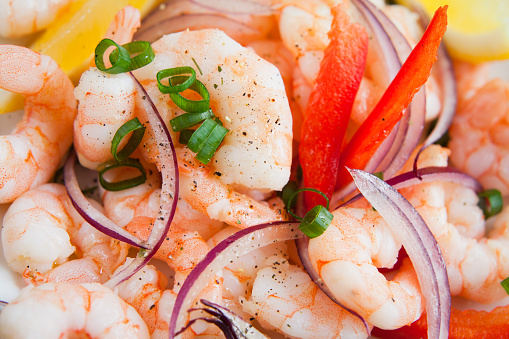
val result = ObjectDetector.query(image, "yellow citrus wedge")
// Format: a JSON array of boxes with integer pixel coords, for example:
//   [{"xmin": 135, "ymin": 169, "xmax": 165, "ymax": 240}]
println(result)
[
  {"xmin": 0, "ymin": 0, "xmax": 162, "ymax": 114},
  {"xmin": 398, "ymin": 0, "xmax": 509, "ymax": 63}
]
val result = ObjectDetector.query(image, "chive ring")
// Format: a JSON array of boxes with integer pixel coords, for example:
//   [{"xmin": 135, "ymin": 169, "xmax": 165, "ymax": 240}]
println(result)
[
  {"xmin": 98, "ymin": 158, "xmax": 147, "ymax": 191},
  {"xmin": 95, "ymin": 38, "xmax": 131, "ymax": 74},
  {"xmin": 157, "ymin": 66, "xmax": 197, "ymax": 94},
  {"xmin": 170, "ymin": 110, "xmax": 214, "ymax": 132},
  {"xmin": 169, "ymin": 75, "xmax": 210, "ymax": 113},
  {"xmin": 111, "ymin": 117, "xmax": 146, "ymax": 162},
  {"xmin": 478, "ymin": 189, "xmax": 503, "ymax": 219},
  {"xmin": 121, "ymin": 40, "xmax": 155, "ymax": 71}
]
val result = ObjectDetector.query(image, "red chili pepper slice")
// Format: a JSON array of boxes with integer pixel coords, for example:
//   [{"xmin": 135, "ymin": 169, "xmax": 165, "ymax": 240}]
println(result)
[
  {"xmin": 372, "ymin": 305, "xmax": 509, "ymax": 339},
  {"xmin": 334, "ymin": 6, "xmax": 448, "ymax": 190},
  {"xmin": 299, "ymin": 4, "xmax": 368, "ymax": 210}
]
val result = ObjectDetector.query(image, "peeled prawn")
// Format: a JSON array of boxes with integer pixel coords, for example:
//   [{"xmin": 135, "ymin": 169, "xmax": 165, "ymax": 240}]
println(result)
[
  {"xmin": 0, "ymin": 45, "xmax": 76, "ymax": 203},
  {"xmin": 0, "ymin": 0, "xmax": 72, "ymax": 37},
  {"xmin": 0, "ymin": 282, "xmax": 150, "ymax": 338}
]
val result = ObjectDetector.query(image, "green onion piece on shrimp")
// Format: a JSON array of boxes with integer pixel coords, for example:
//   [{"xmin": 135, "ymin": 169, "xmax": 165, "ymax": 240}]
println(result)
[
  {"xmin": 111, "ymin": 117, "xmax": 145, "ymax": 162},
  {"xmin": 168, "ymin": 75, "xmax": 210, "ymax": 113},
  {"xmin": 187, "ymin": 117, "xmax": 228, "ymax": 164},
  {"xmin": 95, "ymin": 39, "xmax": 155, "ymax": 74},
  {"xmin": 170, "ymin": 110, "xmax": 214, "ymax": 132},
  {"xmin": 98, "ymin": 158, "xmax": 147, "ymax": 191},
  {"xmin": 286, "ymin": 188, "xmax": 333, "ymax": 239},
  {"xmin": 157, "ymin": 66, "xmax": 197, "ymax": 94},
  {"xmin": 478, "ymin": 189, "xmax": 503, "ymax": 219}
]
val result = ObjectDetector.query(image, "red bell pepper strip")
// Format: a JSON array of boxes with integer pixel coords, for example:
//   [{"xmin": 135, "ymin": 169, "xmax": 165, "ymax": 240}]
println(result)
[
  {"xmin": 298, "ymin": 4, "xmax": 368, "ymax": 210},
  {"xmin": 334, "ymin": 6, "xmax": 448, "ymax": 190},
  {"xmin": 372, "ymin": 305, "xmax": 509, "ymax": 339}
]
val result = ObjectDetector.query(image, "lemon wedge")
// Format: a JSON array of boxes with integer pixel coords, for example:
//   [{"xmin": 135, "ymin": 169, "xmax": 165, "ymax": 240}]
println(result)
[
  {"xmin": 398, "ymin": 0, "xmax": 509, "ymax": 63},
  {"xmin": 0, "ymin": 0, "xmax": 162, "ymax": 114}
]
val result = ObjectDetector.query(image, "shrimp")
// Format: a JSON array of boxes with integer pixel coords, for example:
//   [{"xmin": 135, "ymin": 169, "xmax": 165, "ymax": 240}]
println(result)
[
  {"xmin": 0, "ymin": 0, "xmax": 72, "ymax": 37},
  {"xmin": 1, "ymin": 183, "xmax": 128, "ymax": 284},
  {"xmin": 133, "ymin": 28, "xmax": 293, "ymax": 192},
  {"xmin": 114, "ymin": 258, "xmax": 221, "ymax": 338},
  {"xmin": 307, "ymin": 206, "xmax": 424, "ymax": 330},
  {"xmin": 240, "ymin": 254, "xmax": 371, "ymax": 339},
  {"xmin": 176, "ymin": 147, "xmax": 287, "ymax": 228},
  {"xmin": 73, "ymin": 6, "xmax": 140, "ymax": 170},
  {"xmin": 448, "ymin": 78, "xmax": 509, "ymax": 195},
  {"xmin": 0, "ymin": 282, "xmax": 150, "ymax": 338},
  {"xmin": 398, "ymin": 145, "xmax": 509, "ymax": 304},
  {"xmin": 0, "ymin": 45, "xmax": 76, "ymax": 203}
]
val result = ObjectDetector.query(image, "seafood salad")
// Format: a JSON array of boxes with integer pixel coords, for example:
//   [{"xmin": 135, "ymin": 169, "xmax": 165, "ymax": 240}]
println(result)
[{"xmin": 1, "ymin": 0, "xmax": 509, "ymax": 338}]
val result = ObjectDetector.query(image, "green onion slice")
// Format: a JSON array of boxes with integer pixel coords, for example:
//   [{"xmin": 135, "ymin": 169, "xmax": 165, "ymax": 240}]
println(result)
[
  {"xmin": 170, "ymin": 110, "xmax": 214, "ymax": 132},
  {"xmin": 157, "ymin": 67, "xmax": 196, "ymax": 94},
  {"xmin": 95, "ymin": 39, "xmax": 131, "ymax": 74},
  {"xmin": 195, "ymin": 123, "xmax": 228, "ymax": 164},
  {"xmin": 502, "ymin": 277, "xmax": 509, "ymax": 295},
  {"xmin": 168, "ymin": 76, "xmax": 210, "ymax": 113},
  {"xmin": 298, "ymin": 205, "xmax": 334, "ymax": 239},
  {"xmin": 98, "ymin": 158, "xmax": 147, "ymax": 191},
  {"xmin": 95, "ymin": 39, "xmax": 155, "ymax": 74},
  {"xmin": 286, "ymin": 188, "xmax": 333, "ymax": 239},
  {"xmin": 111, "ymin": 118, "xmax": 146, "ymax": 162},
  {"xmin": 478, "ymin": 189, "xmax": 503, "ymax": 219},
  {"xmin": 279, "ymin": 181, "xmax": 299, "ymax": 210}
]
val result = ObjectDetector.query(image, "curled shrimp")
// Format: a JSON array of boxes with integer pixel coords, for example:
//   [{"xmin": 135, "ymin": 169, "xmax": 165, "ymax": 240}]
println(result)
[
  {"xmin": 133, "ymin": 28, "xmax": 293, "ymax": 192},
  {"xmin": 240, "ymin": 254, "xmax": 371, "ymax": 339},
  {"xmin": 0, "ymin": 282, "xmax": 149, "ymax": 338},
  {"xmin": 0, "ymin": 0, "xmax": 72, "ymax": 37},
  {"xmin": 1, "ymin": 183, "xmax": 128, "ymax": 284},
  {"xmin": 0, "ymin": 45, "xmax": 76, "ymax": 203},
  {"xmin": 73, "ymin": 6, "xmax": 141, "ymax": 170}
]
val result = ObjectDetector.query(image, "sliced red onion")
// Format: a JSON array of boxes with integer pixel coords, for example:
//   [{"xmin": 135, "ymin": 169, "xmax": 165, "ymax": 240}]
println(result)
[
  {"xmin": 0, "ymin": 300, "xmax": 7, "ymax": 311},
  {"xmin": 176, "ymin": 299, "xmax": 268, "ymax": 338},
  {"xmin": 189, "ymin": 0, "xmax": 273, "ymax": 15},
  {"xmin": 356, "ymin": 0, "xmax": 427, "ymax": 179},
  {"xmin": 134, "ymin": 0, "xmax": 269, "ymax": 43},
  {"xmin": 105, "ymin": 74, "xmax": 179, "ymax": 288},
  {"xmin": 339, "ymin": 166, "xmax": 483, "ymax": 208},
  {"xmin": 348, "ymin": 168, "xmax": 450, "ymax": 339},
  {"xmin": 63, "ymin": 150, "xmax": 149, "ymax": 249},
  {"xmin": 135, "ymin": 13, "xmax": 262, "ymax": 43},
  {"xmin": 168, "ymin": 221, "xmax": 304, "ymax": 338},
  {"xmin": 295, "ymin": 236, "xmax": 371, "ymax": 335}
]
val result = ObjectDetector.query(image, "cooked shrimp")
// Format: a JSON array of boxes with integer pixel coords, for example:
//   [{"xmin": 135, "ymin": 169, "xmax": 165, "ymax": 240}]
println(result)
[
  {"xmin": 0, "ymin": 282, "xmax": 150, "ymax": 338},
  {"xmin": 398, "ymin": 145, "xmax": 509, "ymax": 304},
  {"xmin": 73, "ymin": 6, "xmax": 140, "ymax": 170},
  {"xmin": 177, "ymin": 147, "xmax": 287, "ymax": 228},
  {"xmin": 1, "ymin": 183, "xmax": 128, "ymax": 283},
  {"xmin": 114, "ymin": 258, "xmax": 221, "ymax": 338},
  {"xmin": 307, "ymin": 206, "xmax": 423, "ymax": 330},
  {"xmin": 240, "ymin": 254, "xmax": 371, "ymax": 338},
  {"xmin": 133, "ymin": 28, "xmax": 293, "ymax": 192},
  {"xmin": 448, "ymin": 79, "xmax": 509, "ymax": 195},
  {"xmin": 0, "ymin": 0, "xmax": 72, "ymax": 37},
  {"xmin": 0, "ymin": 45, "xmax": 76, "ymax": 203}
]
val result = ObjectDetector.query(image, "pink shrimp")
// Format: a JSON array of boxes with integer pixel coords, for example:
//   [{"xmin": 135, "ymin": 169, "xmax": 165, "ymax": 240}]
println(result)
[{"xmin": 0, "ymin": 45, "xmax": 76, "ymax": 203}]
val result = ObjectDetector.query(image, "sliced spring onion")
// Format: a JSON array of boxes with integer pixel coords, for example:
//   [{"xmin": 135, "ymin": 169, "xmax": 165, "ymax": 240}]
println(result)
[
  {"xmin": 501, "ymin": 277, "xmax": 509, "ymax": 295},
  {"xmin": 170, "ymin": 110, "xmax": 214, "ymax": 132},
  {"xmin": 111, "ymin": 117, "xmax": 145, "ymax": 162},
  {"xmin": 98, "ymin": 158, "xmax": 147, "ymax": 191},
  {"xmin": 157, "ymin": 66, "xmax": 197, "ymax": 94},
  {"xmin": 187, "ymin": 117, "xmax": 228, "ymax": 164},
  {"xmin": 286, "ymin": 188, "xmax": 333, "ymax": 238},
  {"xmin": 95, "ymin": 38, "xmax": 131, "ymax": 74},
  {"xmin": 179, "ymin": 129, "xmax": 194, "ymax": 145},
  {"xmin": 95, "ymin": 39, "xmax": 155, "ymax": 74},
  {"xmin": 169, "ymin": 75, "xmax": 210, "ymax": 113},
  {"xmin": 478, "ymin": 189, "xmax": 503, "ymax": 219},
  {"xmin": 279, "ymin": 180, "xmax": 299, "ymax": 210}
]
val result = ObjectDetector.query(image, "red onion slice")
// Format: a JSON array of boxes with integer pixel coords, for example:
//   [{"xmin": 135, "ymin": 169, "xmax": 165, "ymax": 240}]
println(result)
[
  {"xmin": 105, "ymin": 74, "xmax": 179, "ymax": 288},
  {"xmin": 63, "ymin": 150, "xmax": 149, "ymax": 249},
  {"xmin": 177, "ymin": 299, "xmax": 268, "ymax": 338},
  {"xmin": 348, "ymin": 168, "xmax": 450, "ymax": 339},
  {"xmin": 189, "ymin": 0, "xmax": 273, "ymax": 15},
  {"xmin": 0, "ymin": 300, "xmax": 7, "ymax": 311},
  {"xmin": 168, "ymin": 221, "xmax": 304, "ymax": 337},
  {"xmin": 356, "ymin": 0, "xmax": 427, "ymax": 179},
  {"xmin": 339, "ymin": 166, "xmax": 483, "ymax": 208}
]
